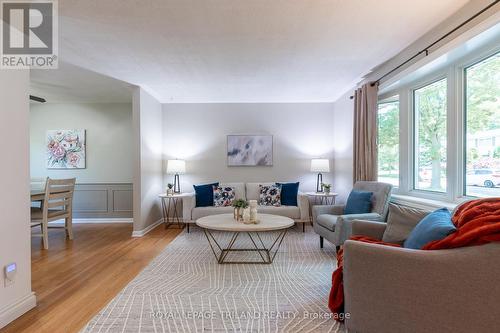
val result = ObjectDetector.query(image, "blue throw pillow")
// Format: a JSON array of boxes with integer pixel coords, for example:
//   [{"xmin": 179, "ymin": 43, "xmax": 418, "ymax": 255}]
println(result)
[
  {"xmin": 276, "ymin": 182, "xmax": 299, "ymax": 206},
  {"xmin": 403, "ymin": 208, "xmax": 456, "ymax": 250},
  {"xmin": 344, "ymin": 190, "xmax": 373, "ymax": 214},
  {"xmin": 193, "ymin": 182, "xmax": 219, "ymax": 207}
]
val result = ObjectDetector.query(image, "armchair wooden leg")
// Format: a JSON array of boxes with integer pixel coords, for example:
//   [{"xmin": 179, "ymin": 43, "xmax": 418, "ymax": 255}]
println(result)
[
  {"xmin": 320, "ymin": 236, "xmax": 324, "ymax": 249},
  {"xmin": 187, "ymin": 223, "xmax": 190, "ymax": 233},
  {"xmin": 302, "ymin": 223, "xmax": 305, "ymax": 232}
]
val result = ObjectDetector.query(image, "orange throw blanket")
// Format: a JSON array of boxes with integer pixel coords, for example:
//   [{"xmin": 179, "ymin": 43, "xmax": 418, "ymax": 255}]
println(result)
[{"xmin": 328, "ymin": 198, "xmax": 500, "ymax": 321}]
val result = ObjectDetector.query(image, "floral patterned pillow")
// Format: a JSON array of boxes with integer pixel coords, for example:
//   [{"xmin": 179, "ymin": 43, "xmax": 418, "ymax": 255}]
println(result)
[
  {"xmin": 213, "ymin": 186, "xmax": 236, "ymax": 207},
  {"xmin": 259, "ymin": 184, "xmax": 282, "ymax": 206}
]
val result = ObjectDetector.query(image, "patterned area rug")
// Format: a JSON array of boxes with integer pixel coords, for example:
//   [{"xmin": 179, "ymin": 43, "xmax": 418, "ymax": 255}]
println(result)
[{"xmin": 81, "ymin": 227, "xmax": 346, "ymax": 333}]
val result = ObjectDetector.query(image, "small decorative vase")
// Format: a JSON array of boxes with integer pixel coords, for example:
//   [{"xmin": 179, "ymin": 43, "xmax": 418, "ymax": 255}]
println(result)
[
  {"xmin": 234, "ymin": 207, "xmax": 243, "ymax": 221},
  {"xmin": 242, "ymin": 207, "xmax": 251, "ymax": 223},
  {"xmin": 249, "ymin": 200, "xmax": 258, "ymax": 223},
  {"xmin": 324, "ymin": 188, "xmax": 331, "ymax": 195},
  {"xmin": 167, "ymin": 188, "xmax": 174, "ymax": 196}
]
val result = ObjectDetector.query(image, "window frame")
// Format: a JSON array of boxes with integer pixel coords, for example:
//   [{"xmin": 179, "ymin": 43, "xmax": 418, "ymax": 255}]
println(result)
[
  {"xmin": 376, "ymin": 96, "xmax": 400, "ymax": 189},
  {"xmin": 411, "ymin": 76, "xmax": 449, "ymax": 195},
  {"xmin": 461, "ymin": 50, "xmax": 500, "ymax": 198}
]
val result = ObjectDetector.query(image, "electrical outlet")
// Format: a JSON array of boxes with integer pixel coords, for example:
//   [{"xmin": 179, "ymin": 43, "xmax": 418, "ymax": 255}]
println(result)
[{"xmin": 4, "ymin": 263, "xmax": 16, "ymax": 287}]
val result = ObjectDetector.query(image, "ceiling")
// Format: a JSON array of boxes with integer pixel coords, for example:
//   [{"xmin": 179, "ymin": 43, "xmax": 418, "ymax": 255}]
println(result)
[
  {"xmin": 30, "ymin": 62, "xmax": 133, "ymax": 103},
  {"xmin": 53, "ymin": 0, "xmax": 469, "ymax": 103}
]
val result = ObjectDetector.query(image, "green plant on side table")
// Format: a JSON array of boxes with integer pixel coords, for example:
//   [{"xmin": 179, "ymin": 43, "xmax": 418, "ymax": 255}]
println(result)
[
  {"xmin": 232, "ymin": 199, "xmax": 249, "ymax": 221},
  {"xmin": 321, "ymin": 183, "xmax": 332, "ymax": 194}
]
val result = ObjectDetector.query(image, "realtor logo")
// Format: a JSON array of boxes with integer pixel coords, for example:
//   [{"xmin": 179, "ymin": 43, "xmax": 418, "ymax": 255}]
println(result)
[{"xmin": 1, "ymin": 0, "xmax": 58, "ymax": 68}]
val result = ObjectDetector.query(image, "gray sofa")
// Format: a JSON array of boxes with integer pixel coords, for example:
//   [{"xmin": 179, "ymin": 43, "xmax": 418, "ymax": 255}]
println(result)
[
  {"xmin": 182, "ymin": 182, "xmax": 309, "ymax": 231},
  {"xmin": 312, "ymin": 181, "xmax": 392, "ymax": 250},
  {"xmin": 343, "ymin": 213, "xmax": 500, "ymax": 333}
]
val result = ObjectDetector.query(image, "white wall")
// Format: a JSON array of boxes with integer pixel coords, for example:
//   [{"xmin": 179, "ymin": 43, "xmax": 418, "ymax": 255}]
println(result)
[
  {"xmin": 162, "ymin": 103, "xmax": 335, "ymax": 193},
  {"xmin": 30, "ymin": 103, "xmax": 133, "ymax": 183},
  {"xmin": 331, "ymin": 92, "xmax": 354, "ymax": 203},
  {"xmin": 132, "ymin": 88, "xmax": 163, "ymax": 234},
  {"xmin": 0, "ymin": 70, "xmax": 36, "ymax": 328}
]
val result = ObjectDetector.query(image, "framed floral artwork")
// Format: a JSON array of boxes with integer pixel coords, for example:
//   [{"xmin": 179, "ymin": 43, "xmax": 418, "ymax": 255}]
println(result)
[{"xmin": 46, "ymin": 130, "xmax": 86, "ymax": 169}]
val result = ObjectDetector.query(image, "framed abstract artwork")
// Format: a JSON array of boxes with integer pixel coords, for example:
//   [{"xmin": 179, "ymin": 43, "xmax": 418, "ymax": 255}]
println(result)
[
  {"xmin": 227, "ymin": 135, "xmax": 273, "ymax": 166},
  {"xmin": 46, "ymin": 129, "xmax": 86, "ymax": 169}
]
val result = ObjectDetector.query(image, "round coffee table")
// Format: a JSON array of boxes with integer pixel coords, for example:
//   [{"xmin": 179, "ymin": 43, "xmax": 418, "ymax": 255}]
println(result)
[{"xmin": 196, "ymin": 213, "xmax": 294, "ymax": 264}]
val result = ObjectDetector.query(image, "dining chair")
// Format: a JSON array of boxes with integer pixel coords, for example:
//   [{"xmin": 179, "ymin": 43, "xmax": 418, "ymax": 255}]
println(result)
[{"xmin": 31, "ymin": 177, "xmax": 76, "ymax": 249}]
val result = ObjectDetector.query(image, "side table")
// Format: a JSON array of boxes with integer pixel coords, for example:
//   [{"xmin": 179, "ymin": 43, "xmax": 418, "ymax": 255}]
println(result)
[{"xmin": 158, "ymin": 193, "xmax": 189, "ymax": 229}]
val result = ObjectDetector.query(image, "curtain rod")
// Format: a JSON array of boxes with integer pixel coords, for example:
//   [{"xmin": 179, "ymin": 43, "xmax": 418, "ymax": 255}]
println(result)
[
  {"xmin": 30, "ymin": 95, "xmax": 46, "ymax": 103},
  {"xmin": 349, "ymin": 0, "xmax": 500, "ymax": 100}
]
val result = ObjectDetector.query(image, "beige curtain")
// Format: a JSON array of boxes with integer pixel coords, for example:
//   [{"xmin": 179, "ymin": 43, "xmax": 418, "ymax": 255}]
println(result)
[{"xmin": 353, "ymin": 83, "xmax": 378, "ymax": 183}]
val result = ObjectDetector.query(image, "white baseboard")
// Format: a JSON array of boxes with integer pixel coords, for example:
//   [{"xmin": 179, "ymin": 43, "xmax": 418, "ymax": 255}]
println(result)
[
  {"xmin": 49, "ymin": 218, "xmax": 133, "ymax": 225},
  {"xmin": 0, "ymin": 292, "xmax": 36, "ymax": 329},
  {"xmin": 131, "ymin": 218, "xmax": 164, "ymax": 237},
  {"xmin": 73, "ymin": 218, "xmax": 133, "ymax": 224}
]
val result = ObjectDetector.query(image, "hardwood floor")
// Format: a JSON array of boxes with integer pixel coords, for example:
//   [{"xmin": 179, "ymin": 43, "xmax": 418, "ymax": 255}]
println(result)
[{"xmin": 1, "ymin": 223, "xmax": 182, "ymax": 333}]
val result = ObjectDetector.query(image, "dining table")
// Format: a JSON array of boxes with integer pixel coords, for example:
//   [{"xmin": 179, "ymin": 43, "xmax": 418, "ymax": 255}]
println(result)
[{"xmin": 31, "ymin": 184, "xmax": 46, "ymax": 202}]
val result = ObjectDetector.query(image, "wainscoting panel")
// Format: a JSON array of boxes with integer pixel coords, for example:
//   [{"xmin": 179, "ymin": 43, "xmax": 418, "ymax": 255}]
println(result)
[
  {"xmin": 73, "ymin": 188, "xmax": 108, "ymax": 213},
  {"xmin": 112, "ymin": 189, "xmax": 134, "ymax": 212},
  {"xmin": 73, "ymin": 183, "xmax": 133, "ymax": 218}
]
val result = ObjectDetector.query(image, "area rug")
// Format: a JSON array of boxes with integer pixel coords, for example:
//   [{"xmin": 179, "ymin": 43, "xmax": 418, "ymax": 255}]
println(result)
[{"xmin": 81, "ymin": 227, "xmax": 345, "ymax": 333}]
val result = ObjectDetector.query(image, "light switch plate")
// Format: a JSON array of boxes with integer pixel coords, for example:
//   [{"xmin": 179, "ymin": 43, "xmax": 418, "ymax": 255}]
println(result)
[{"xmin": 4, "ymin": 263, "xmax": 16, "ymax": 287}]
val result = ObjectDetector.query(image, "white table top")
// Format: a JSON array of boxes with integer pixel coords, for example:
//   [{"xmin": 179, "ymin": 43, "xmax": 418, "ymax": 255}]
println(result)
[
  {"xmin": 305, "ymin": 192, "xmax": 338, "ymax": 197},
  {"xmin": 196, "ymin": 213, "xmax": 294, "ymax": 232}
]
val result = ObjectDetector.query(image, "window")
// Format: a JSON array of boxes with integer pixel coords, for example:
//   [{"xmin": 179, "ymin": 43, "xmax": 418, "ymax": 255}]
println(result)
[
  {"xmin": 377, "ymin": 99, "xmax": 399, "ymax": 186},
  {"xmin": 464, "ymin": 52, "xmax": 500, "ymax": 197},
  {"xmin": 413, "ymin": 78, "xmax": 447, "ymax": 192},
  {"xmin": 376, "ymin": 32, "xmax": 499, "ymax": 202}
]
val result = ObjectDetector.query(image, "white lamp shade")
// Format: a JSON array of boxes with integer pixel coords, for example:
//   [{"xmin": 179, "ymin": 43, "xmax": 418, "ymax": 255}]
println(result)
[
  {"xmin": 167, "ymin": 159, "xmax": 186, "ymax": 174},
  {"xmin": 310, "ymin": 159, "xmax": 330, "ymax": 173}
]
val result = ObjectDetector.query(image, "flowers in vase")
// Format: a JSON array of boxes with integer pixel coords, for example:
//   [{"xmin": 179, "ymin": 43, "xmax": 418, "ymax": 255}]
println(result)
[
  {"xmin": 166, "ymin": 183, "xmax": 174, "ymax": 196},
  {"xmin": 321, "ymin": 183, "xmax": 332, "ymax": 194}
]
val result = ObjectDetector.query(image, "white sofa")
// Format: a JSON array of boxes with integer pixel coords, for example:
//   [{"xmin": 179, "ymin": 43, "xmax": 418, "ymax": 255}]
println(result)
[{"xmin": 182, "ymin": 182, "xmax": 310, "ymax": 232}]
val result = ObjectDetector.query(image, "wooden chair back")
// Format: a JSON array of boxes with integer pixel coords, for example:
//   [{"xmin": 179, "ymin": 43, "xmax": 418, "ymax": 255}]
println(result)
[{"xmin": 43, "ymin": 177, "xmax": 76, "ymax": 216}]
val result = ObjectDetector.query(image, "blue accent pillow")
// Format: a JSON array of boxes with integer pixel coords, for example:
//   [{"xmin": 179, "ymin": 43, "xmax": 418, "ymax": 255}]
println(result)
[
  {"xmin": 276, "ymin": 182, "xmax": 299, "ymax": 206},
  {"xmin": 344, "ymin": 190, "xmax": 373, "ymax": 215},
  {"xmin": 193, "ymin": 182, "xmax": 219, "ymax": 207},
  {"xmin": 404, "ymin": 208, "xmax": 456, "ymax": 250}
]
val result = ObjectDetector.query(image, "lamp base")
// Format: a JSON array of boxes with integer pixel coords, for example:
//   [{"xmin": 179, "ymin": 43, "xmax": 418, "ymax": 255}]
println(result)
[
  {"xmin": 316, "ymin": 173, "xmax": 323, "ymax": 193},
  {"xmin": 174, "ymin": 174, "xmax": 180, "ymax": 193}
]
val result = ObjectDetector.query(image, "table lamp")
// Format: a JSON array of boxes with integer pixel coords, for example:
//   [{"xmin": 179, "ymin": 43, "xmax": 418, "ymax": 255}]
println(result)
[
  {"xmin": 311, "ymin": 159, "xmax": 330, "ymax": 193},
  {"xmin": 167, "ymin": 159, "xmax": 185, "ymax": 193}
]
